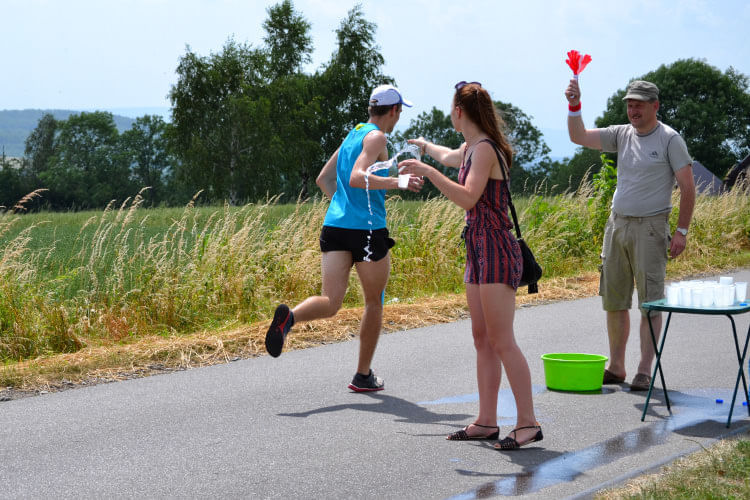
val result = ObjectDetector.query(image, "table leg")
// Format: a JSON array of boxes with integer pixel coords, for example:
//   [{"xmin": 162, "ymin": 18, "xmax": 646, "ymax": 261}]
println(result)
[
  {"xmin": 642, "ymin": 311, "xmax": 672, "ymax": 422},
  {"xmin": 726, "ymin": 316, "xmax": 750, "ymax": 427}
]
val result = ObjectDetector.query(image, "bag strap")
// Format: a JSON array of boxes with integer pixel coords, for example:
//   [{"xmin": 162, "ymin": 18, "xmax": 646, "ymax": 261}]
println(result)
[{"xmin": 482, "ymin": 139, "xmax": 523, "ymax": 240}]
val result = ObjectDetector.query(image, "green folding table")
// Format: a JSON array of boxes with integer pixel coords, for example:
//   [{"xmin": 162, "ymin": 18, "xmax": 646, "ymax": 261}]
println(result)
[{"xmin": 640, "ymin": 299, "xmax": 750, "ymax": 427}]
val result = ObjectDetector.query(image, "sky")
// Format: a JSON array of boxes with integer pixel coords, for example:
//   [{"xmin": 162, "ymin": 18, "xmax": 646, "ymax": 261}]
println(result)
[{"xmin": 2, "ymin": 0, "xmax": 750, "ymax": 159}]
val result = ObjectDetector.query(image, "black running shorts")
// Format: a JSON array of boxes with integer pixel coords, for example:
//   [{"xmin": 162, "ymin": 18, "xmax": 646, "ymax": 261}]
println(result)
[{"xmin": 319, "ymin": 226, "xmax": 395, "ymax": 263}]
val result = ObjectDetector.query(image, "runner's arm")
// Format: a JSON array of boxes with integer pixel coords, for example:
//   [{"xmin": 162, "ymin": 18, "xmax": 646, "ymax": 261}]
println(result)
[
  {"xmin": 316, "ymin": 148, "xmax": 339, "ymax": 199},
  {"xmin": 349, "ymin": 131, "xmax": 398, "ymax": 190}
]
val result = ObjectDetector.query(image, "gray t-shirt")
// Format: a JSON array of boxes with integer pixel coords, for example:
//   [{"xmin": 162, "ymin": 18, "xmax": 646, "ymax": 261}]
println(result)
[{"xmin": 599, "ymin": 122, "xmax": 692, "ymax": 217}]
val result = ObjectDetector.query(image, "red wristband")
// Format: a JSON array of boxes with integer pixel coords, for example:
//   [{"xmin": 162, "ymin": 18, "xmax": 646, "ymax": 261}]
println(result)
[{"xmin": 568, "ymin": 102, "xmax": 581, "ymax": 112}]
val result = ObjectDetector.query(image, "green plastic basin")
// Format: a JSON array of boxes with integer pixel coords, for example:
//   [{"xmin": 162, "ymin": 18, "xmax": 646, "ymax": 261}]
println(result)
[{"xmin": 541, "ymin": 353, "xmax": 608, "ymax": 392}]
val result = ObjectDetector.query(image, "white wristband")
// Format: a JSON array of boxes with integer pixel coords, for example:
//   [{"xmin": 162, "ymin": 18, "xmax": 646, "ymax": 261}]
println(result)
[{"xmin": 568, "ymin": 110, "xmax": 582, "ymax": 117}]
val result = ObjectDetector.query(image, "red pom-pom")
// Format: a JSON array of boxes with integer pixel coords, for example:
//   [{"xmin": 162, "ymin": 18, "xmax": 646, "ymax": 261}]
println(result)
[{"xmin": 566, "ymin": 50, "xmax": 592, "ymax": 75}]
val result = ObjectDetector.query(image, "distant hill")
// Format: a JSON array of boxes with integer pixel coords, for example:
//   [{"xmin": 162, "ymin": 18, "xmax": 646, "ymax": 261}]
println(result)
[{"xmin": 0, "ymin": 109, "xmax": 138, "ymax": 157}]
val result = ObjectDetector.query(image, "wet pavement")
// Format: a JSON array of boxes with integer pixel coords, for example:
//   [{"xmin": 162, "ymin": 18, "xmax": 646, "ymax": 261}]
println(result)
[{"xmin": 1, "ymin": 269, "xmax": 749, "ymax": 499}]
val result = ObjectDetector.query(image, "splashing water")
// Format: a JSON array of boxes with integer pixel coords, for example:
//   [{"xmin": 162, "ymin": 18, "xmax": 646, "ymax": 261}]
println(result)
[{"xmin": 361, "ymin": 144, "xmax": 421, "ymax": 261}]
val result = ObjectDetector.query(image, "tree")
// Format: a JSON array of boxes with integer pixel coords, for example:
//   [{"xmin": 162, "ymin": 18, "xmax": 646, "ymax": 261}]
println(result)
[
  {"xmin": 263, "ymin": 0, "xmax": 312, "ymax": 78},
  {"xmin": 596, "ymin": 59, "xmax": 750, "ymax": 178},
  {"xmin": 544, "ymin": 147, "xmax": 603, "ymax": 193},
  {"xmin": 495, "ymin": 101, "xmax": 550, "ymax": 169},
  {"xmin": 120, "ymin": 115, "xmax": 172, "ymax": 205},
  {"xmin": 316, "ymin": 5, "xmax": 393, "ymax": 158},
  {"xmin": 260, "ymin": 1, "xmax": 322, "ymax": 200},
  {"xmin": 41, "ymin": 112, "xmax": 132, "ymax": 208},
  {"xmin": 495, "ymin": 100, "xmax": 551, "ymax": 192},
  {"xmin": 169, "ymin": 39, "xmax": 270, "ymax": 204},
  {"xmin": 0, "ymin": 156, "xmax": 31, "ymax": 209},
  {"xmin": 168, "ymin": 3, "xmax": 393, "ymax": 204},
  {"xmin": 23, "ymin": 113, "xmax": 58, "ymax": 181},
  {"xmin": 262, "ymin": 73, "xmax": 323, "ymax": 199}
]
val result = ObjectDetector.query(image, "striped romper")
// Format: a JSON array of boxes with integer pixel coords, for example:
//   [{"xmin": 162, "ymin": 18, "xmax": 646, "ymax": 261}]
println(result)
[{"xmin": 458, "ymin": 140, "xmax": 522, "ymax": 288}]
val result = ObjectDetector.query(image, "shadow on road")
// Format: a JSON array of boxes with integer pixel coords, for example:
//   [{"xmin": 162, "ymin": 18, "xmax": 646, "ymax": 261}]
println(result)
[{"xmin": 278, "ymin": 392, "xmax": 472, "ymax": 427}]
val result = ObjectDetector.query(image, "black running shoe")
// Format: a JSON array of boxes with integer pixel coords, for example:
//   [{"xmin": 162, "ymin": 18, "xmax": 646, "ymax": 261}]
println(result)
[
  {"xmin": 265, "ymin": 304, "xmax": 293, "ymax": 358},
  {"xmin": 348, "ymin": 369, "xmax": 384, "ymax": 392}
]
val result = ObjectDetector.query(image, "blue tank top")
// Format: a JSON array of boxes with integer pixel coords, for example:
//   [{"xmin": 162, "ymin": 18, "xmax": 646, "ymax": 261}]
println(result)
[{"xmin": 323, "ymin": 123, "xmax": 388, "ymax": 230}]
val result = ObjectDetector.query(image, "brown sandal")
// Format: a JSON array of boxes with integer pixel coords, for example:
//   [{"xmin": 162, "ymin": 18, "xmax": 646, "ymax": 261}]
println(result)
[
  {"xmin": 495, "ymin": 424, "xmax": 543, "ymax": 450},
  {"xmin": 446, "ymin": 423, "xmax": 500, "ymax": 441},
  {"xmin": 602, "ymin": 369, "xmax": 625, "ymax": 384}
]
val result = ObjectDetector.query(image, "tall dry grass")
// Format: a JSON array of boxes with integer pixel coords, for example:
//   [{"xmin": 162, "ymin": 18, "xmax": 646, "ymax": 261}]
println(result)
[
  {"xmin": 522, "ymin": 181, "xmax": 750, "ymax": 279},
  {"xmin": 0, "ymin": 192, "xmax": 464, "ymax": 361},
  {"xmin": 1, "ymin": 182, "xmax": 749, "ymax": 363}
]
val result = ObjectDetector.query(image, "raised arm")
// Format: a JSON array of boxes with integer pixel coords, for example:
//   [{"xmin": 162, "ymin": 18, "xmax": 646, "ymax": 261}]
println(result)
[
  {"xmin": 399, "ymin": 141, "xmax": 496, "ymax": 211},
  {"xmin": 565, "ymin": 78, "xmax": 602, "ymax": 150},
  {"xmin": 407, "ymin": 137, "xmax": 464, "ymax": 168}
]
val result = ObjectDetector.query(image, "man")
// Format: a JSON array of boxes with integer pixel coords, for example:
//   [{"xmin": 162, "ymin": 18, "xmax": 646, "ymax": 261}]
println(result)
[
  {"xmin": 565, "ymin": 79, "xmax": 696, "ymax": 390},
  {"xmin": 264, "ymin": 84, "xmax": 423, "ymax": 392}
]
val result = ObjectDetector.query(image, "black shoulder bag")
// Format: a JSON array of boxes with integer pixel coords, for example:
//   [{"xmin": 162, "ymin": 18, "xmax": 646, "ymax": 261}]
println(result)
[{"xmin": 489, "ymin": 143, "xmax": 543, "ymax": 294}]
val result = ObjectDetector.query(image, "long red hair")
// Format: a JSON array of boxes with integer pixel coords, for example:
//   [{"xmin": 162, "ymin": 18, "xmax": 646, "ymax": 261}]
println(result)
[{"xmin": 454, "ymin": 83, "xmax": 513, "ymax": 171}]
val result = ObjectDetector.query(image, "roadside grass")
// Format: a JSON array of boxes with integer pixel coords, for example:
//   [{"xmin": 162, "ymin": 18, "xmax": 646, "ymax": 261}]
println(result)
[
  {"xmin": 595, "ymin": 434, "xmax": 750, "ymax": 499},
  {"xmin": 0, "ymin": 181, "xmax": 749, "ymax": 385},
  {"xmin": 0, "ymin": 273, "xmax": 601, "ymax": 390}
]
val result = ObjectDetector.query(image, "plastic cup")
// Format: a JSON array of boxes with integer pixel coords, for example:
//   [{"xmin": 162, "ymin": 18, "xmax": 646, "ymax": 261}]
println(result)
[
  {"xmin": 719, "ymin": 276, "xmax": 734, "ymax": 285},
  {"xmin": 679, "ymin": 286, "xmax": 692, "ymax": 307},
  {"xmin": 702, "ymin": 286, "xmax": 715, "ymax": 307},
  {"xmin": 398, "ymin": 174, "xmax": 411, "ymax": 189},
  {"xmin": 715, "ymin": 286, "xmax": 726, "ymax": 306},
  {"xmin": 736, "ymin": 282, "xmax": 747, "ymax": 303},
  {"xmin": 691, "ymin": 288, "xmax": 703, "ymax": 307},
  {"xmin": 666, "ymin": 285, "xmax": 679, "ymax": 305},
  {"xmin": 717, "ymin": 285, "xmax": 734, "ymax": 306}
]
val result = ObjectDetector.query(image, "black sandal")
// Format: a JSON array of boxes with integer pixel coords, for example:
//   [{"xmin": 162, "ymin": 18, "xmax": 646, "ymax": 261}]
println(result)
[
  {"xmin": 495, "ymin": 424, "xmax": 543, "ymax": 450},
  {"xmin": 446, "ymin": 423, "xmax": 500, "ymax": 441}
]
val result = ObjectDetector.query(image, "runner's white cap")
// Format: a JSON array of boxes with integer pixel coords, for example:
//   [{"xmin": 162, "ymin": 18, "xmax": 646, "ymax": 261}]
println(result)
[{"xmin": 369, "ymin": 84, "xmax": 413, "ymax": 107}]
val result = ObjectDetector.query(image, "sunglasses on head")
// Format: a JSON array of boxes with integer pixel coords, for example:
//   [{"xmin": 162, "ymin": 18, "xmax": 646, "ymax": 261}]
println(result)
[{"xmin": 455, "ymin": 81, "xmax": 482, "ymax": 90}]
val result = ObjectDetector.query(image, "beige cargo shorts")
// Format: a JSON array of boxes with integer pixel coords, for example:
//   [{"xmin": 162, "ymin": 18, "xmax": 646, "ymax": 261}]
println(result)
[{"xmin": 599, "ymin": 212, "xmax": 670, "ymax": 316}]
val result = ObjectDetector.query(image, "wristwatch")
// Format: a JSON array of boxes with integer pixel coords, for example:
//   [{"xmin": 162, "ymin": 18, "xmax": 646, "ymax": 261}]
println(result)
[{"xmin": 675, "ymin": 227, "xmax": 688, "ymax": 236}]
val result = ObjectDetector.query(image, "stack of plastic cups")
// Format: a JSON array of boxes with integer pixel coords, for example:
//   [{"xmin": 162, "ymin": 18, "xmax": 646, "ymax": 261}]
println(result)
[{"xmin": 666, "ymin": 278, "xmax": 748, "ymax": 308}]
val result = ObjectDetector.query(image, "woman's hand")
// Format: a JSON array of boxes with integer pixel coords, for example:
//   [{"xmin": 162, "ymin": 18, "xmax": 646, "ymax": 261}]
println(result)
[
  {"xmin": 407, "ymin": 137, "xmax": 429, "ymax": 156},
  {"xmin": 399, "ymin": 174, "xmax": 425, "ymax": 192},
  {"xmin": 398, "ymin": 158, "xmax": 433, "ymax": 179}
]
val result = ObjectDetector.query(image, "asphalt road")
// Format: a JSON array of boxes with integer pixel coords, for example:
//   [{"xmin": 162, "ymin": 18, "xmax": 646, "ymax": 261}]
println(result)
[{"xmin": 2, "ymin": 270, "xmax": 750, "ymax": 499}]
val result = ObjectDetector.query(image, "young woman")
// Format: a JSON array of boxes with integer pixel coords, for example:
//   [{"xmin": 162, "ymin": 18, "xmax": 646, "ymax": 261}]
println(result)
[{"xmin": 399, "ymin": 82, "xmax": 542, "ymax": 450}]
